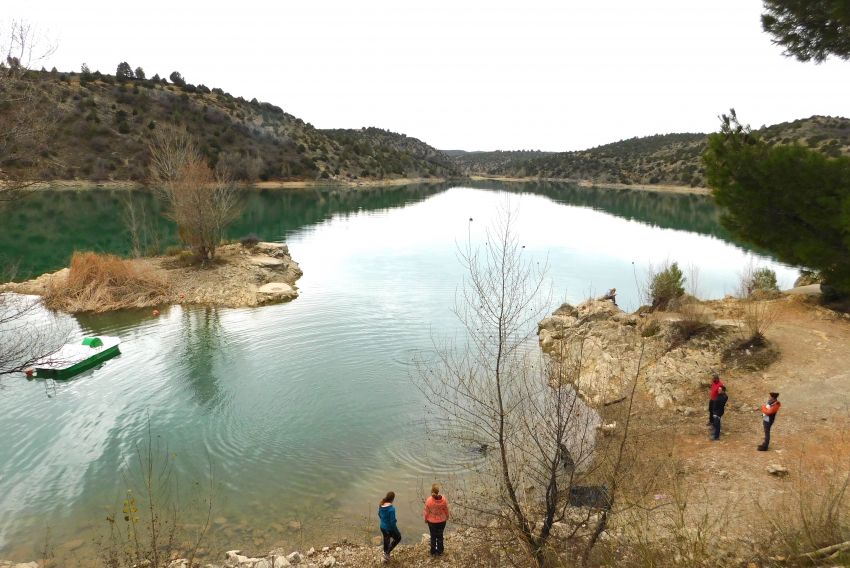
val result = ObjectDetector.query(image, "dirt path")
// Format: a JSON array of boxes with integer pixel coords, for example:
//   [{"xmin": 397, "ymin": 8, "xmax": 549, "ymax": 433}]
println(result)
[{"xmin": 645, "ymin": 300, "xmax": 850, "ymax": 538}]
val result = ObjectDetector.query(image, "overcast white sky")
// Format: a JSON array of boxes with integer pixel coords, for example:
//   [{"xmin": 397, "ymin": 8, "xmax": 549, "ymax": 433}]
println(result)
[{"xmin": 11, "ymin": 0, "xmax": 849, "ymax": 151}]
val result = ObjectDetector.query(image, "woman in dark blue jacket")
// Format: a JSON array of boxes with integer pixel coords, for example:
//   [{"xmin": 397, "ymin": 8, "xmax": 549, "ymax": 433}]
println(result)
[{"xmin": 378, "ymin": 491, "xmax": 401, "ymax": 562}]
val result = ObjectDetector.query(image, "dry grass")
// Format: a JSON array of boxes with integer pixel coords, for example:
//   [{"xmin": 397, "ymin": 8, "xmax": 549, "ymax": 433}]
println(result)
[
  {"xmin": 44, "ymin": 252, "xmax": 171, "ymax": 313},
  {"xmin": 756, "ymin": 458, "xmax": 850, "ymax": 565}
]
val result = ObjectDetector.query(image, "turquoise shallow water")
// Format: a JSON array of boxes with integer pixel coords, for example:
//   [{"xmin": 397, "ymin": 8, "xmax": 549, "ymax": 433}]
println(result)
[{"xmin": 0, "ymin": 184, "xmax": 797, "ymax": 563}]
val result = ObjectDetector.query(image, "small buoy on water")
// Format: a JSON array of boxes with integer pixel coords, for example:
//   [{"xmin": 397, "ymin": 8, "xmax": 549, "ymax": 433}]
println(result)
[
  {"xmin": 25, "ymin": 368, "xmax": 34, "ymax": 378},
  {"xmin": 152, "ymin": 309, "xmax": 160, "ymax": 316}
]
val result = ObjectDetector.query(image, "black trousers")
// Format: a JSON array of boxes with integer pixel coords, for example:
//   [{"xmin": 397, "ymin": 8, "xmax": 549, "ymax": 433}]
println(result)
[
  {"xmin": 427, "ymin": 521, "xmax": 446, "ymax": 555},
  {"xmin": 712, "ymin": 414, "xmax": 722, "ymax": 439},
  {"xmin": 708, "ymin": 400, "xmax": 714, "ymax": 422},
  {"xmin": 381, "ymin": 528, "xmax": 401, "ymax": 554},
  {"xmin": 762, "ymin": 420, "xmax": 773, "ymax": 449}
]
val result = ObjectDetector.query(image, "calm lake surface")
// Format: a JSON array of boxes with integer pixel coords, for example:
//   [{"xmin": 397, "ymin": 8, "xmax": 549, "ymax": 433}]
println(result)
[{"xmin": 0, "ymin": 183, "xmax": 797, "ymax": 562}]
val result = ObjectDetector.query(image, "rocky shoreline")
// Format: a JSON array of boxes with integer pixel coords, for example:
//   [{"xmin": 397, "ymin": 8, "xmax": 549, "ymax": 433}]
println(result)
[
  {"xmin": 0, "ymin": 528, "xmax": 507, "ymax": 568},
  {"xmin": 0, "ymin": 241, "xmax": 303, "ymax": 312},
  {"xmin": 18, "ymin": 177, "xmax": 450, "ymax": 193},
  {"xmin": 538, "ymin": 296, "xmax": 784, "ymax": 408}
]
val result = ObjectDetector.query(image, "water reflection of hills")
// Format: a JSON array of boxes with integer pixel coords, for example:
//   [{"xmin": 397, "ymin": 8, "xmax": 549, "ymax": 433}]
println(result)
[
  {"xmin": 469, "ymin": 180, "xmax": 730, "ymax": 240},
  {"xmin": 0, "ymin": 183, "xmax": 450, "ymax": 280},
  {"xmin": 1, "ymin": 180, "xmax": 742, "ymax": 281}
]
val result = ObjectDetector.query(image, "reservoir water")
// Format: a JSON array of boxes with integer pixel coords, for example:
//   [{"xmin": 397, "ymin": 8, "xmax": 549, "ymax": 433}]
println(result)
[{"xmin": 0, "ymin": 183, "xmax": 798, "ymax": 563}]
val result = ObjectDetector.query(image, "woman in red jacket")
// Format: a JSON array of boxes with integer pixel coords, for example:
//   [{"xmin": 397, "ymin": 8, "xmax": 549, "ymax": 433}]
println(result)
[{"xmin": 424, "ymin": 483, "xmax": 450, "ymax": 556}]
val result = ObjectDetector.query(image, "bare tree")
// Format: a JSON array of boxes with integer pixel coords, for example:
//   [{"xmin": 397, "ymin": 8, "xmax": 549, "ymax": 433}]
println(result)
[
  {"xmin": 148, "ymin": 127, "xmax": 240, "ymax": 262},
  {"xmin": 417, "ymin": 208, "xmax": 641, "ymax": 567},
  {"xmin": 0, "ymin": 267, "xmax": 69, "ymax": 376},
  {"xmin": 0, "ymin": 20, "xmax": 56, "ymax": 202}
]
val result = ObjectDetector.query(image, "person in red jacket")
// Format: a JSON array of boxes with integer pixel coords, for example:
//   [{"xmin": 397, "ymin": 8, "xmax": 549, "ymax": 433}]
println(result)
[
  {"xmin": 424, "ymin": 483, "xmax": 450, "ymax": 556},
  {"xmin": 757, "ymin": 392, "xmax": 781, "ymax": 451},
  {"xmin": 707, "ymin": 373, "xmax": 725, "ymax": 426}
]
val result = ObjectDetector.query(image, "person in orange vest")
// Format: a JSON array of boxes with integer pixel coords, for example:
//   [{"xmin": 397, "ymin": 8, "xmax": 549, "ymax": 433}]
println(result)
[
  {"xmin": 423, "ymin": 483, "xmax": 450, "ymax": 556},
  {"xmin": 757, "ymin": 392, "xmax": 781, "ymax": 451}
]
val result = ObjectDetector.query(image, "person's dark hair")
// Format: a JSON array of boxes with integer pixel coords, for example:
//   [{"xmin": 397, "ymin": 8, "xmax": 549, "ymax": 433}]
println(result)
[
  {"xmin": 712, "ymin": 373, "xmax": 720, "ymax": 380},
  {"xmin": 769, "ymin": 392, "xmax": 779, "ymax": 398},
  {"xmin": 380, "ymin": 491, "xmax": 396, "ymax": 505}
]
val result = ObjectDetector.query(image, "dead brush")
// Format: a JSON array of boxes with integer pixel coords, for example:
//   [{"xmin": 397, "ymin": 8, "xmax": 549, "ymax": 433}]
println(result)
[
  {"xmin": 755, "ymin": 454, "xmax": 850, "ymax": 565},
  {"xmin": 44, "ymin": 252, "xmax": 171, "ymax": 313}
]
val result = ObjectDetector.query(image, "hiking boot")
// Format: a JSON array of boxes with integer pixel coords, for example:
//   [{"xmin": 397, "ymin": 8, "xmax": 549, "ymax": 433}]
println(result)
[{"xmin": 756, "ymin": 445, "xmax": 768, "ymax": 451}]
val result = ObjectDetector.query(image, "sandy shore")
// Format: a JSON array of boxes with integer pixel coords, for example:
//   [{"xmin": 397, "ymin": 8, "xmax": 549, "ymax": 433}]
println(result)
[
  {"xmin": 15, "ymin": 176, "xmax": 707, "ymax": 195},
  {"xmin": 16, "ymin": 177, "xmax": 450, "ymax": 192},
  {"xmin": 469, "ymin": 175, "xmax": 711, "ymax": 195},
  {"xmin": 252, "ymin": 177, "xmax": 448, "ymax": 189}
]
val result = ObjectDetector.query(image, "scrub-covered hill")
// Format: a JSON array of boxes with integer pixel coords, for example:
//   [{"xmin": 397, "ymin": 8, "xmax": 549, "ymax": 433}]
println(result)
[
  {"xmin": 2, "ymin": 69, "xmax": 459, "ymax": 184},
  {"xmin": 450, "ymin": 115, "xmax": 850, "ymax": 187}
]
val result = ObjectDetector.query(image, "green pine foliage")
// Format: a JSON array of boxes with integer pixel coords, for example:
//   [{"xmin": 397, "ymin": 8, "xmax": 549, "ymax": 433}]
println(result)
[
  {"xmin": 762, "ymin": 0, "xmax": 850, "ymax": 62},
  {"xmin": 749, "ymin": 268, "xmax": 780, "ymax": 295},
  {"xmin": 703, "ymin": 111, "xmax": 850, "ymax": 294},
  {"xmin": 648, "ymin": 261, "xmax": 686, "ymax": 310}
]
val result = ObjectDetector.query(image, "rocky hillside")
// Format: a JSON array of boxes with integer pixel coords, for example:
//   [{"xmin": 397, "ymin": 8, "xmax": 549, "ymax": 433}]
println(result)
[
  {"xmin": 451, "ymin": 115, "xmax": 850, "ymax": 187},
  {"xmin": 322, "ymin": 127, "xmax": 456, "ymax": 177},
  {"xmin": 446, "ymin": 149, "xmax": 554, "ymax": 174},
  {"xmin": 3, "ymin": 69, "xmax": 458, "ymax": 183}
]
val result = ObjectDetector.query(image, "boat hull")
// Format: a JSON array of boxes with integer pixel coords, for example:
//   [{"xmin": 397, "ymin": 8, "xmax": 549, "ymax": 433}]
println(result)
[{"xmin": 35, "ymin": 345, "xmax": 121, "ymax": 379}]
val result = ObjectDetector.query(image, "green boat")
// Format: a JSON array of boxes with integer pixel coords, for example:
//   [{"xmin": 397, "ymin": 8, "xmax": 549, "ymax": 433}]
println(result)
[{"xmin": 34, "ymin": 336, "xmax": 121, "ymax": 379}]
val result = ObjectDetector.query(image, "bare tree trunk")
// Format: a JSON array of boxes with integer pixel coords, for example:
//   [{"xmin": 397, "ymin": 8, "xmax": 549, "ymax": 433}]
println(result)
[
  {"xmin": 148, "ymin": 127, "xmax": 240, "ymax": 263},
  {"xmin": 0, "ymin": 21, "xmax": 57, "ymax": 203},
  {"xmin": 417, "ymin": 206, "xmax": 643, "ymax": 568},
  {"xmin": 580, "ymin": 345, "xmax": 644, "ymax": 567}
]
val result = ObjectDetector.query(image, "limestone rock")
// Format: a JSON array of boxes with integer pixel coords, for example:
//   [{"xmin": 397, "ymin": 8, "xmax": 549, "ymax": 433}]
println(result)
[
  {"xmin": 539, "ymin": 298, "xmax": 732, "ymax": 408},
  {"xmin": 11, "ymin": 563, "xmax": 39, "ymax": 568},
  {"xmin": 321, "ymin": 557, "xmax": 336, "ymax": 567},
  {"xmin": 785, "ymin": 284, "xmax": 822, "ymax": 296},
  {"xmin": 767, "ymin": 464, "xmax": 789, "ymax": 476},
  {"xmin": 306, "ymin": 547, "xmax": 316, "ymax": 557},
  {"xmin": 256, "ymin": 242, "xmax": 290, "ymax": 257},
  {"xmin": 254, "ymin": 559, "xmax": 272, "ymax": 568},
  {"xmin": 250, "ymin": 256, "xmax": 287, "ymax": 268},
  {"xmin": 553, "ymin": 302, "xmax": 579, "ymax": 317},
  {"xmin": 258, "ymin": 282, "xmax": 297, "ymax": 304},
  {"xmin": 226, "ymin": 551, "xmax": 248, "ymax": 564},
  {"xmin": 273, "ymin": 556, "xmax": 291, "ymax": 568},
  {"xmin": 286, "ymin": 552, "xmax": 303, "ymax": 565}
]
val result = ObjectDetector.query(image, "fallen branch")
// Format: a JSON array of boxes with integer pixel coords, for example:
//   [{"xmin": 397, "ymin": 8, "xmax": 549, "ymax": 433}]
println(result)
[{"xmin": 799, "ymin": 540, "xmax": 850, "ymax": 561}]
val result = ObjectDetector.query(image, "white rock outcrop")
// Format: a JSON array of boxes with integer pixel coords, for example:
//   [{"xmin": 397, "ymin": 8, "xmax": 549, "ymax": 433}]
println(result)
[{"xmin": 539, "ymin": 299, "xmax": 736, "ymax": 408}]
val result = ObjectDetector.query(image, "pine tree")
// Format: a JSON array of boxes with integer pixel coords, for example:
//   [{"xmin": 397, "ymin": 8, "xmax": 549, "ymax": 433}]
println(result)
[
  {"xmin": 116, "ymin": 61, "xmax": 133, "ymax": 82},
  {"xmin": 762, "ymin": 0, "xmax": 850, "ymax": 62}
]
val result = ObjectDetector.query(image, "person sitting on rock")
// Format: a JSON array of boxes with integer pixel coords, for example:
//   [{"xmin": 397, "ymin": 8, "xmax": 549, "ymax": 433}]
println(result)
[{"xmin": 601, "ymin": 288, "xmax": 617, "ymax": 305}]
